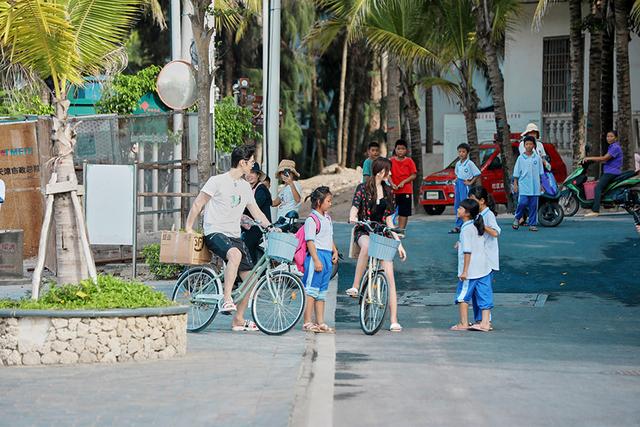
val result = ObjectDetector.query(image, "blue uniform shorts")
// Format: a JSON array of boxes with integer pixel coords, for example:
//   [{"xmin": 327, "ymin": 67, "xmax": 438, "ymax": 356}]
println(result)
[
  {"xmin": 302, "ymin": 249, "xmax": 333, "ymax": 301},
  {"xmin": 455, "ymin": 273, "xmax": 493, "ymax": 309}
]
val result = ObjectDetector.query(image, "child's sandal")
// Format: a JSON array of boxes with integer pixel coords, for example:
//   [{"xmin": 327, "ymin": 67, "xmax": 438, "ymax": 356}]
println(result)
[
  {"xmin": 316, "ymin": 323, "xmax": 335, "ymax": 334},
  {"xmin": 302, "ymin": 322, "xmax": 319, "ymax": 332}
]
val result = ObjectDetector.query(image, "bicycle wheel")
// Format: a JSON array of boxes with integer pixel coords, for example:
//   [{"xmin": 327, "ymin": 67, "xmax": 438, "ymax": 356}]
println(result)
[
  {"xmin": 251, "ymin": 271, "xmax": 305, "ymax": 335},
  {"xmin": 359, "ymin": 270, "xmax": 389, "ymax": 335},
  {"xmin": 330, "ymin": 259, "xmax": 340, "ymax": 280},
  {"xmin": 172, "ymin": 266, "xmax": 222, "ymax": 333}
]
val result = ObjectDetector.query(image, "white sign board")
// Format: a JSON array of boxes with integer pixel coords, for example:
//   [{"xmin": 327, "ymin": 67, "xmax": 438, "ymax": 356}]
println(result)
[
  {"xmin": 443, "ymin": 112, "xmax": 541, "ymax": 167},
  {"xmin": 85, "ymin": 164, "xmax": 135, "ymax": 245}
]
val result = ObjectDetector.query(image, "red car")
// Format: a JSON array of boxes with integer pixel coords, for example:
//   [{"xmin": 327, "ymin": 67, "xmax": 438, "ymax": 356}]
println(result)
[{"xmin": 419, "ymin": 141, "xmax": 568, "ymax": 214}]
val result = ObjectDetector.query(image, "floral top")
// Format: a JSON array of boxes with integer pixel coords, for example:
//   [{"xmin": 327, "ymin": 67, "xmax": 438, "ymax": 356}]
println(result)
[{"xmin": 352, "ymin": 183, "xmax": 395, "ymax": 223}]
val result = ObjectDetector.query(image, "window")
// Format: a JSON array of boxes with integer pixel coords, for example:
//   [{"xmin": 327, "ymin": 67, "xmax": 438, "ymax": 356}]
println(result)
[{"xmin": 542, "ymin": 37, "xmax": 571, "ymax": 114}]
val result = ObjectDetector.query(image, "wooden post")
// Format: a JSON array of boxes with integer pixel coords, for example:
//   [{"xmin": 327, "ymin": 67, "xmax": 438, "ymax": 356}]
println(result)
[{"xmin": 70, "ymin": 190, "xmax": 98, "ymax": 283}]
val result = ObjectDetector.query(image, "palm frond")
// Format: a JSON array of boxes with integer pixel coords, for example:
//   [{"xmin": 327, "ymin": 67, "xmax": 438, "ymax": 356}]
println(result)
[
  {"xmin": 532, "ymin": 0, "xmax": 557, "ymax": 30},
  {"xmin": 144, "ymin": 0, "xmax": 167, "ymax": 30},
  {"xmin": 419, "ymin": 75, "xmax": 463, "ymax": 106},
  {"xmin": 305, "ymin": 19, "xmax": 345, "ymax": 53},
  {"xmin": 0, "ymin": 0, "xmax": 80, "ymax": 96},
  {"xmin": 632, "ymin": 0, "xmax": 640, "ymax": 25},
  {"xmin": 68, "ymin": 0, "xmax": 145, "ymax": 77}
]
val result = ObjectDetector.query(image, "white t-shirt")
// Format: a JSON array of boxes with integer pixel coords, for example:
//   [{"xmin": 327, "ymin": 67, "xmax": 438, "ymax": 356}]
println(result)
[
  {"xmin": 276, "ymin": 182, "xmax": 302, "ymax": 219},
  {"xmin": 0, "ymin": 179, "xmax": 5, "ymax": 203},
  {"xmin": 480, "ymin": 207, "xmax": 501, "ymax": 271},
  {"xmin": 201, "ymin": 172, "xmax": 256, "ymax": 238},
  {"xmin": 304, "ymin": 210, "xmax": 334, "ymax": 251},
  {"xmin": 458, "ymin": 220, "xmax": 491, "ymax": 279}
]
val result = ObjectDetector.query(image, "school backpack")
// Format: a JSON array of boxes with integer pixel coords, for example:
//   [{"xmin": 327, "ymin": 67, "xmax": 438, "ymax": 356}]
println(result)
[{"xmin": 293, "ymin": 213, "xmax": 321, "ymax": 274}]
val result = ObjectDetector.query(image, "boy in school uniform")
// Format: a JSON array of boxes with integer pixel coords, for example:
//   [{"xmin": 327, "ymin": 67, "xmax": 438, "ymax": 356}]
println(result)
[
  {"xmin": 512, "ymin": 135, "xmax": 545, "ymax": 232},
  {"xmin": 450, "ymin": 143, "xmax": 481, "ymax": 234}
]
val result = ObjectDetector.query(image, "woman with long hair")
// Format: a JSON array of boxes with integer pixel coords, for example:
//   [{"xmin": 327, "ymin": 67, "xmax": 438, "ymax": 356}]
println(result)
[{"xmin": 346, "ymin": 157, "xmax": 407, "ymax": 332}]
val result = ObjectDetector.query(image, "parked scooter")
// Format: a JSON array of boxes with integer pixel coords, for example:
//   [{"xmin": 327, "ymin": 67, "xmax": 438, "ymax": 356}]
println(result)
[{"xmin": 559, "ymin": 160, "xmax": 640, "ymax": 216}]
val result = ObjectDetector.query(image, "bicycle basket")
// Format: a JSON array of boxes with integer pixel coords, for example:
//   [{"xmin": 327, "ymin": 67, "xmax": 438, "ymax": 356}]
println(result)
[
  {"xmin": 266, "ymin": 232, "xmax": 298, "ymax": 262},
  {"xmin": 367, "ymin": 233, "xmax": 400, "ymax": 261}
]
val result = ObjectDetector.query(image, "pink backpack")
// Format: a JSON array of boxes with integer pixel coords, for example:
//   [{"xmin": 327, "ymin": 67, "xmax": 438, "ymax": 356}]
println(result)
[{"xmin": 293, "ymin": 213, "xmax": 321, "ymax": 274}]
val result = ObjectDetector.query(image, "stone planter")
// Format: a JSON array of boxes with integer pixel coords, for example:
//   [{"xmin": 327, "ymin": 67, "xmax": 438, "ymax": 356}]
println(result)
[{"xmin": 0, "ymin": 306, "xmax": 188, "ymax": 366}]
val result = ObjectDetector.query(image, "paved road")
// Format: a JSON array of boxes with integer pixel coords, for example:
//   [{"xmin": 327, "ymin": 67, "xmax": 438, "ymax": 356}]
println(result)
[
  {"xmin": 332, "ymin": 216, "xmax": 640, "ymax": 426},
  {"xmin": 1, "ymin": 215, "xmax": 639, "ymax": 426}
]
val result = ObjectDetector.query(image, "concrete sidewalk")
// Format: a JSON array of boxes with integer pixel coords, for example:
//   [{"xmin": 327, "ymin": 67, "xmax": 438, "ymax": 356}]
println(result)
[{"xmin": 0, "ymin": 278, "xmax": 339, "ymax": 427}]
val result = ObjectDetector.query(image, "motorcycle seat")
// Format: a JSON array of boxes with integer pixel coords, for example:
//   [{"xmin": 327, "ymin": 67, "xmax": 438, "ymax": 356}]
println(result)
[{"xmin": 609, "ymin": 170, "xmax": 636, "ymax": 185}]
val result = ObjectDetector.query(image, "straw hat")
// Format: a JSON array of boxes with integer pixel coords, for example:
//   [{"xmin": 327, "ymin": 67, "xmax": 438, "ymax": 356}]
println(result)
[
  {"xmin": 276, "ymin": 159, "xmax": 300, "ymax": 177},
  {"xmin": 523, "ymin": 123, "xmax": 540, "ymax": 136}
]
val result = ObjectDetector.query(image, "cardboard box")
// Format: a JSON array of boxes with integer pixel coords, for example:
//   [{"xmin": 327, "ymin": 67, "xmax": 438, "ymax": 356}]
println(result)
[{"xmin": 159, "ymin": 231, "xmax": 211, "ymax": 265}]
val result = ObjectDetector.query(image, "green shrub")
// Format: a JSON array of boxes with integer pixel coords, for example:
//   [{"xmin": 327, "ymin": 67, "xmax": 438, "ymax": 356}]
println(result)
[
  {"xmin": 0, "ymin": 275, "xmax": 172, "ymax": 310},
  {"xmin": 214, "ymin": 96, "xmax": 261, "ymax": 152},
  {"xmin": 142, "ymin": 244, "xmax": 183, "ymax": 280},
  {"xmin": 96, "ymin": 65, "xmax": 161, "ymax": 115}
]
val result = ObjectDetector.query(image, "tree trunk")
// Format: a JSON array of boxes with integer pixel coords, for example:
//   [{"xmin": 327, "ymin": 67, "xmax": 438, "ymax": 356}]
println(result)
[
  {"xmin": 380, "ymin": 52, "xmax": 389, "ymax": 156},
  {"xmin": 400, "ymin": 70, "xmax": 424, "ymax": 206},
  {"xmin": 425, "ymin": 87, "xmax": 434, "ymax": 154},
  {"xmin": 369, "ymin": 51, "xmax": 383, "ymax": 140},
  {"xmin": 569, "ymin": 0, "xmax": 586, "ymax": 167},
  {"xmin": 613, "ymin": 0, "xmax": 633, "ymax": 169},
  {"xmin": 463, "ymin": 108, "xmax": 480, "ymax": 164},
  {"xmin": 601, "ymin": 26, "xmax": 615, "ymax": 156},
  {"xmin": 51, "ymin": 98, "xmax": 88, "ymax": 285},
  {"xmin": 189, "ymin": 0, "xmax": 214, "ymax": 185},
  {"xmin": 386, "ymin": 57, "xmax": 401, "ymax": 147},
  {"xmin": 586, "ymin": 2, "xmax": 604, "ymax": 160},
  {"xmin": 473, "ymin": 0, "xmax": 516, "ymax": 210},
  {"xmin": 311, "ymin": 62, "xmax": 324, "ymax": 173},
  {"xmin": 336, "ymin": 35, "xmax": 349, "ymax": 167},
  {"xmin": 341, "ymin": 85, "xmax": 354, "ymax": 167},
  {"xmin": 223, "ymin": 29, "xmax": 235, "ymax": 97}
]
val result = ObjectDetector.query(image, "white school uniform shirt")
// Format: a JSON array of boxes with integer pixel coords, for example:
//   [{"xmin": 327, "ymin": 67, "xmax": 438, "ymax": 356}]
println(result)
[
  {"xmin": 458, "ymin": 220, "xmax": 492, "ymax": 279},
  {"xmin": 304, "ymin": 210, "xmax": 334, "ymax": 251},
  {"xmin": 480, "ymin": 207, "xmax": 500, "ymax": 271},
  {"xmin": 455, "ymin": 158, "xmax": 481, "ymax": 181}
]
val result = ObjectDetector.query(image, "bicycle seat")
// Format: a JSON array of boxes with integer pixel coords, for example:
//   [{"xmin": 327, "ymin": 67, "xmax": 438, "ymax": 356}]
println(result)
[{"xmin": 285, "ymin": 211, "xmax": 299, "ymax": 220}]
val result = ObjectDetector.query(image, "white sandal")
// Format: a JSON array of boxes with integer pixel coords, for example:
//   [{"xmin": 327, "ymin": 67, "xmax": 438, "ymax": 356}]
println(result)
[
  {"xmin": 390, "ymin": 323, "xmax": 403, "ymax": 332},
  {"xmin": 345, "ymin": 287, "xmax": 359, "ymax": 298}
]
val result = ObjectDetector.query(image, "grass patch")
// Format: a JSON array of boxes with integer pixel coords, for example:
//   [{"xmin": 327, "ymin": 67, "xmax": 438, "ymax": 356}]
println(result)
[{"xmin": 0, "ymin": 275, "xmax": 173, "ymax": 310}]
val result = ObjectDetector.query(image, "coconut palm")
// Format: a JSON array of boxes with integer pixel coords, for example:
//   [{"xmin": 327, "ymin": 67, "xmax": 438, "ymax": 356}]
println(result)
[
  {"xmin": 309, "ymin": 0, "xmax": 381, "ymax": 167},
  {"xmin": 534, "ymin": 0, "xmax": 585, "ymax": 167},
  {"xmin": 0, "ymin": 0, "xmax": 158, "ymax": 288}
]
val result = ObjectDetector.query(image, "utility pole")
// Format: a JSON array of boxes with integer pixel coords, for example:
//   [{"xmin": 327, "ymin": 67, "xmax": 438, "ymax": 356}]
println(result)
[
  {"xmin": 262, "ymin": 0, "xmax": 281, "ymax": 195},
  {"xmin": 171, "ymin": 0, "xmax": 183, "ymax": 228}
]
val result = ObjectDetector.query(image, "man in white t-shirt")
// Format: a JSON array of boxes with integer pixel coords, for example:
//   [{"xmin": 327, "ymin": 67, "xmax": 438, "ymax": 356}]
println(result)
[
  {"xmin": 185, "ymin": 145, "xmax": 273, "ymax": 331},
  {"xmin": 272, "ymin": 159, "xmax": 302, "ymax": 221}
]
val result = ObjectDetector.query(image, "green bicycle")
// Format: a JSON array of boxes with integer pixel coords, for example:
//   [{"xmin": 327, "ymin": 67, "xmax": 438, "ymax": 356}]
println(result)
[{"xmin": 171, "ymin": 228, "xmax": 306, "ymax": 335}]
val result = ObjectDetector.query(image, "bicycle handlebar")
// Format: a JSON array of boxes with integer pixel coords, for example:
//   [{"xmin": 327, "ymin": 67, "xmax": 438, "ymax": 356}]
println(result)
[{"xmin": 351, "ymin": 220, "xmax": 405, "ymax": 237}]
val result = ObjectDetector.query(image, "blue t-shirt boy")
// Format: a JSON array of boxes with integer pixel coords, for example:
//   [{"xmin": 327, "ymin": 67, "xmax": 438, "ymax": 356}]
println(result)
[
  {"xmin": 455, "ymin": 158, "xmax": 481, "ymax": 181},
  {"xmin": 513, "ymin": 152, "xmax": 544, "ymax": 196}
]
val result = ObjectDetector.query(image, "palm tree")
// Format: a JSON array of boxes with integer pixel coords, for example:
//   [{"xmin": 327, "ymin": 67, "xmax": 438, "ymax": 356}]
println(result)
[
  {"xmin": 0, "ymin": 0, "xmax": 157, "ymax": 288},
  {"xmin": 365, "ymin": 0, "xmax": 483, "ymax": 149},
  {"xmin": 472, "ymin": 0, "xmax": 520, "ymax": 210},
  {"xmin": 309, "ymin": 0, "xmax": 380, "ymax": 167},
  {"xmin": 613, "ymin": 0, "xmax": 634, "ymax": 169},
  {"xmin": 534, "ymin": 0, "xmax": 585, "ymax": 167}
]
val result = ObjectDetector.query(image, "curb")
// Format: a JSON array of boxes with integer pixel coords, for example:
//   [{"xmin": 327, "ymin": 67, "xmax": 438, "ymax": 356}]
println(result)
[
  {"xmin": 290, "ymin": 275, "xmax": 337, "ymax": 427},
  {"xmin": 0, "ymin": 305, "xmax": 189, "ymax": 318}
]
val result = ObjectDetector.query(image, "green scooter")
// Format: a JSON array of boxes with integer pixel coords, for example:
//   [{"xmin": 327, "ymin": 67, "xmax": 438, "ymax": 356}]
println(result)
[{"xmin": 559, "ymin": 160, "xmax": 640, "ymax": 216}]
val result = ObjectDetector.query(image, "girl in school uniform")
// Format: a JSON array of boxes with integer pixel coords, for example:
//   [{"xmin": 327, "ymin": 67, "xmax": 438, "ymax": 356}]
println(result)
[
  {"xmin": 450, "ymin": 143, "xmax": 481, "ymax": 234},
  {"xmin": 469, "ymin": 186, "xmax": 501, "ymax": 329},
  {"xmin": 451, "ymin": 198, "xmax": 493, "ymax": 332}
]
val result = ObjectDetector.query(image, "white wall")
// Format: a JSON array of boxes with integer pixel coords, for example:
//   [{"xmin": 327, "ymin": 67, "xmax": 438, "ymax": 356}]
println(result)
[{"xmin": 504, "ymin": 3, "xmax": 640, "ymax": 114}]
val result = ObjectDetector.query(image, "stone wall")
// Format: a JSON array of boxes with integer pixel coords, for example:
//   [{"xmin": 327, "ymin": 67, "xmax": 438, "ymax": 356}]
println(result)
[{"xmin": 0, "ymin": 314, "xmax": 187, "ymax": 366}]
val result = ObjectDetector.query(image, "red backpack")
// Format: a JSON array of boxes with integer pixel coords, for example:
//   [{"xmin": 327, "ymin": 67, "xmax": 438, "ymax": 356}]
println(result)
[{"xmin": 293, "ymin": 213, "xmax": 322, "ymax": 273}]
